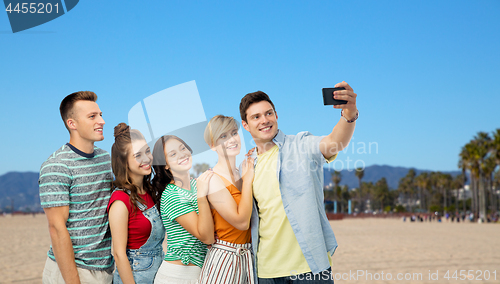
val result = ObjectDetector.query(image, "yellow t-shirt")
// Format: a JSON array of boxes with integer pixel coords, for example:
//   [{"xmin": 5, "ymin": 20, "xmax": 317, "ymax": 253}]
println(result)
[{"xmin": 253, "ymin": 145, "xmax": 311, "ymax": 278}]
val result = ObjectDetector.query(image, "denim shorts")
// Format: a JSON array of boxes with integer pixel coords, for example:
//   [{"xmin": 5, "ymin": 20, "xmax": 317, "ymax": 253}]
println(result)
[{"xmin": 113, "ymin": 249, "xmax": 164, "ymax": 284}]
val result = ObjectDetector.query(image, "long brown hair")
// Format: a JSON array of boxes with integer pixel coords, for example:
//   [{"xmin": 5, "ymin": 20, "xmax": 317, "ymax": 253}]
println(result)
[
  {"xmin": 111, "ymin": 123, "xmax": 153, "ymax": 213},
  {"xmin": 151, "ymin": 135, "xmax": 192, "ymax": 212}
]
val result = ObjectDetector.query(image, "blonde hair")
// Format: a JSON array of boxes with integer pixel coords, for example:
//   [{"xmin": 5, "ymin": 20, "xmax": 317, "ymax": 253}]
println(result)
[{"xmin": 204, "ymin": 115, "xmax": 239, "ymax": 147}]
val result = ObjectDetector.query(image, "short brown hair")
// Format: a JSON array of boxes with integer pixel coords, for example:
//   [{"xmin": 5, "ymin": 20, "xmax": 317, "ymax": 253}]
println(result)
[
  {"xmin": 239, "ymin": 91, "xmax": 275, "ymax": 123},
  {"xmin": 59, "ymin": 91, "xmax": 98, "ymax": 131}
]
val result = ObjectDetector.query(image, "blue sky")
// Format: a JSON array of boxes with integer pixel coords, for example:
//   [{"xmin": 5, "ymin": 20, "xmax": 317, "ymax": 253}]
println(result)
[{"xmin": 1, "ymin": 0, "xmax": 499, "ymax": 176}]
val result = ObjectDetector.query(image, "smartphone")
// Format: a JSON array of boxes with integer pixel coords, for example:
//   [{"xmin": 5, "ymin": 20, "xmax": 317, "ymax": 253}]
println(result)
[{"xmin": 322, "ymin": 87, "xmax": 346, "ymax": 105}]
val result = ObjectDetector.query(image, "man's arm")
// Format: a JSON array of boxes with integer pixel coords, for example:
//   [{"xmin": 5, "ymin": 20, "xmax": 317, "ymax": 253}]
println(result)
[
  {"xmin": 44, "ymin": 206, "xmax": 81, "ymax": 284},
  {"xmin": 320, "ymin": 81, "xmax": 358, "ymax": 159}
]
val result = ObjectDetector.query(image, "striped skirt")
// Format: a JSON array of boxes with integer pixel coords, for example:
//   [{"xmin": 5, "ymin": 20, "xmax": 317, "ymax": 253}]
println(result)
[{"xmin": 199, "ymin": 240, "xmax": 254, "ymax": 284}]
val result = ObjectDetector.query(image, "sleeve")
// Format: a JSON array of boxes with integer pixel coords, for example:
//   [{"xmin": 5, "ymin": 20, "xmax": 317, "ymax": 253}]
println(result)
[
  {"xmin": 38, "ymin": 161, "xmax": 72, "ymax": 208},
  {"xmin": 325, "ymin": 153, "xmax": 337, "ymax": 164},
  {"xmin": 160, "ymin": 190, "xmax": 196, "ymax": 221},
  {"xmin": 107, "ymin": 190, "xmax": 132, "ymax": 213},
  {"xmin": 297, "ymin": 131, "xmax": 337, "ymax": 164}
]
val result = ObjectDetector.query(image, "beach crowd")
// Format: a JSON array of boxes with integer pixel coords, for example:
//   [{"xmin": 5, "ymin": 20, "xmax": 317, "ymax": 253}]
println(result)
[{"xmin": 404, "ymin": 212, "xmax": 499, "ymax": 223}]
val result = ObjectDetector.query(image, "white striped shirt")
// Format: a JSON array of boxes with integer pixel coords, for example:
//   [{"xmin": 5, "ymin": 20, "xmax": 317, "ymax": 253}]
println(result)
[{"xmin": 38, "ymin": 144, "xmax": 113, "ymax": 270}]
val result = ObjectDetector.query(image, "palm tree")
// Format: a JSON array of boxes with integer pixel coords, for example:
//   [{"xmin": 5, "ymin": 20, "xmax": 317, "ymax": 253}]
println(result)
[
  {"xmin": 374, "ymin": 178, "xmax": 390, "ymax": 211},
  {"xmin": 452, "ymin": 173, "xmax": 466, "ymax": 213},
  {"xmin": 362, "ymin": 181, "xmax": 374, "ymax": 213},
  {"xmin": 482, "ymin": 156, "xmax": 497, "ymax": 214},
  {"xmin": 493, "ymin": 129, "xmax": 500, "ymax": 165},
  {"xmin": 436, "ymin": 173, "xmax": 452, "ymax": 213},
  {"xmin": 458, "ymin": 151, "xmax": 469, "ymax": 213},
  {"xmin": 427, "ymin": 171, "xmax": 442, "ymax": 213},
  {"xmin": 193, "ymin": 163, "xmax": 210, "ymax": 177},
  {"xmin": 462, "ymin": 142, "xmax": 479, "ymax": 219},
  {"xmin": 323, "ymin": 185, "xmax": 336, "ymax": 211},
  {"xmin": 491, "ymin": 128, "xmax": 500, "ymax": 213},
  {"xmin": 355, "ymin": 167, "xmax": 364, "ymax": 212},
  {"xmin": 331, "ymin": 170, "xmax": 341, "ymax": 196},
  {"xmin": 341, "ymin": 185, "xmax": 350, "ymax": 213},
  {"xmin": 494, "ymin": 170, "xmax": 500, "ymax": 213},
  {"xmin": 400, "ymin": 169, "xmax": 416, "ymax": 212},
  {"xmin": 415, "ymin": 172, "xmax": 429, "ymax": 212},
  {"xmin": 331, "ymin": 171, "xmax": 342, "ymax": 212},
  {"xmin": 473, "ymin": 132, "xmax": 492, "ymax": 221}
]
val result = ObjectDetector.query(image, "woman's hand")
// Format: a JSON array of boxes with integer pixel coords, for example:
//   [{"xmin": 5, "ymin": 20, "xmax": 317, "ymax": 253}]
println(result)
[
  {"xmin": 196, "ymin": 169, "xmax": 214, "ymax": 198},
  {"xmin": 241, "ymin": 153, "xmax": 255, "ymax": 183}
]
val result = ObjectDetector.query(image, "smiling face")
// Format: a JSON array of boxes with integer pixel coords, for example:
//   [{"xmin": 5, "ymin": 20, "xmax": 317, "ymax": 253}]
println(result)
[
  {"xmin": 127, "ymin": 139, "xmax": 153, "ymax": 184},
  {"xmin": 69, "ymin": 100, "xmax": 105, "ymax": 142},
  {"xmin": 242, "ymin": 100, "xmax": 278, "ymax": 144},
  {"xmin": 164, "ymin": 138, "xmax": 192, "ymax": 175},
  {"xmin": 213, "ymin": 127, "xmax": 241, "ymax": 157}
]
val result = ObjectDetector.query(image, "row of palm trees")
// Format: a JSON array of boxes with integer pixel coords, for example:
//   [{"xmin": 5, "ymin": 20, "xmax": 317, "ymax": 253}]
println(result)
[
  {"xmin": 324, "ymin": 129, "xmax": 500, "ymax": 217},
  {"xmin": 325, "ymin": 169, "xmax": 396, "ymax": 213},
  {"xmin": 458, "ymin": 129, "xmax": 500, "ymax": 220},
  {"xmin": 397, "ymin": 169, "xmax": 464, "ymax": 214}
]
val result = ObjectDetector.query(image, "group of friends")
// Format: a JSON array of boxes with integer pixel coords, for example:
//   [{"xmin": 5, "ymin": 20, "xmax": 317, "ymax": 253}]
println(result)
[{"xmin": 38, "ymin": 82, "xmax": 358, "ymax": 284}]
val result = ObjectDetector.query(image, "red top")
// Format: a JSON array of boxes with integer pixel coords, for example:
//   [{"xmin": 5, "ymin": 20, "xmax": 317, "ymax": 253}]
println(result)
[{"xmin": 107, "ymin": 190, "xmax": 155, "ymax": 249}]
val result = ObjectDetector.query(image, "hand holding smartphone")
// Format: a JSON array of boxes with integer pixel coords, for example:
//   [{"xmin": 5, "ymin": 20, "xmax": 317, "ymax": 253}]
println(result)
[{"xmin": 322, "ymin": 87, "xmax": 346, "ymax": 105}]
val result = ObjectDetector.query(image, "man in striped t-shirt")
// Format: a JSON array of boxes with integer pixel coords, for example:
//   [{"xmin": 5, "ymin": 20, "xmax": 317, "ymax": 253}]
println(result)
[{"xmin": 39, "ymin": 91, "xmax": 113, "ymax": 284}]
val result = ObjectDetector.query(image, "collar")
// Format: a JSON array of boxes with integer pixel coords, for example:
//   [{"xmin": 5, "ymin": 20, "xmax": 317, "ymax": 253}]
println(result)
[
  {"xmin": 250, "ymin": 129, "xmax": 284, "ymax": 161},
  {"xmin": 272, "ymin": 129, "xmax": 285, "ymax": 149},
  {"xmin": 66, "ymin": 143, "xmax": 95, "ymax": 158}
]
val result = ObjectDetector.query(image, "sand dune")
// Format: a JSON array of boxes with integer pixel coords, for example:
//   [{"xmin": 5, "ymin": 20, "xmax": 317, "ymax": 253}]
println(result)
[{"xmin": 1, "ymin": 215, "xmax": 498, "ymax": 283}]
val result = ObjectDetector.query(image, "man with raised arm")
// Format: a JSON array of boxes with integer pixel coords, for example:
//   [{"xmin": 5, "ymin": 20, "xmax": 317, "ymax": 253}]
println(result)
[
  {"xmin": 39, "ymin": 91, "xmax": 114, "ymax": 284},
  {"xmin": 239, "ymin": 82, "xmax": 358, "ymax": 283}
]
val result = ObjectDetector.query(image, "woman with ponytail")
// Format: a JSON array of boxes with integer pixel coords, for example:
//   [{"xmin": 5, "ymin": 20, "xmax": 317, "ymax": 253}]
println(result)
[
  {"xmin": 152, "ymin": 135, "xmax": 214, "ymax": 284},
  {"xmin": 108, "ymin": 123, "xmax": 165, "ymax": 284}
]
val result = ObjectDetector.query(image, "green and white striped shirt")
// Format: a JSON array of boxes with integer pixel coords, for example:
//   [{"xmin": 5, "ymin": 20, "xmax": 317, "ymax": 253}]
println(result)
[
  {"xmin": 38, "ymin": 143, "xmax": 113, "ymax": 270},
  {"xmin": 160, "ymin": 179, "xmax": 208, "ymax": 268}
]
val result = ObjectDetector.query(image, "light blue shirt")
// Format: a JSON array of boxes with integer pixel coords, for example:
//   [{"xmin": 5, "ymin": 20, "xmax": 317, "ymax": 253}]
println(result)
[{"xmin": 250, "ymin": 129, "xmax": 338, "ymax": 278}]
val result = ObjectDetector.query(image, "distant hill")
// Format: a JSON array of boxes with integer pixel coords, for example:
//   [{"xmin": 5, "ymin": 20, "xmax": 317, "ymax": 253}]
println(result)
[
  {"xmin": 323, "ymin": 165, "xmax": 462, "ymax": 190},
  {"xmin": 0, "ymin": 172, "xmax": 41, "ymax": 212},
  {"xmin": 0, "ymin": 165, "xmax": 462, "ymax": 211}
]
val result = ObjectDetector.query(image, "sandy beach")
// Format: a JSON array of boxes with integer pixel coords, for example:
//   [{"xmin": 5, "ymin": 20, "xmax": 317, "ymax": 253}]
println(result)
[
  {"xmin": 330, "ymin": 218, "xmax": 500, "ymax": 283},
  {"xmin": 1, "ymin": 214, "xmax": 498, "ymax": 283}
]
